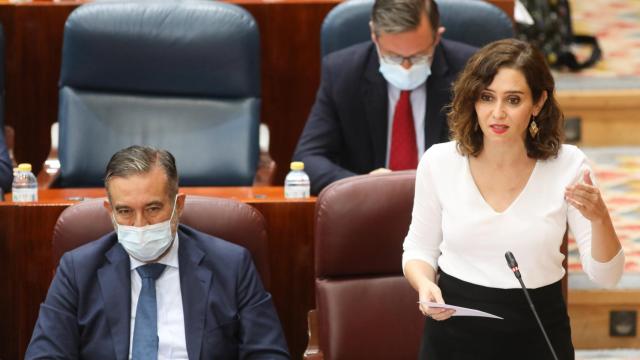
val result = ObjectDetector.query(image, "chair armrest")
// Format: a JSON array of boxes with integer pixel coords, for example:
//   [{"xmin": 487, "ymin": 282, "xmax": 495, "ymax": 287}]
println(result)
[
  {"xmin": 36, "ymin": 122, "xmax": 60, "ymax": 188},
  {"xmin": 253, "ymin": 150, "xmax": 277, "ymax": 186},
  {"xmin": 303, "ymin": 309, "xmax": 324, "ymax": 360},
  {"xmin": 253, "ymin": 122, "xmax": 277, "ymax": 186},
  {"xmin": 37, "ymin": 147, "xmax": 60, "ymax": 188},
  {"xmin": 4, "ymin": 125, "xmax": 16, "ymax": 168}
]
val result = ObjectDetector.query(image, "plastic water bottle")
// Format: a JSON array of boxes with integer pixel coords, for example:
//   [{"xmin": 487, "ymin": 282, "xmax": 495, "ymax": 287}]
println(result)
[
  {"xmin": 12, "ymin": 163, "xmax": 38, "ymax": 202},
  {"xmin": 284, "ymin": 161, "xmax": 310, "ymax": 199}
]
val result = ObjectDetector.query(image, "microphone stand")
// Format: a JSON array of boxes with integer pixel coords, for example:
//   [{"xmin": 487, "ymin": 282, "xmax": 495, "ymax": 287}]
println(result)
[{"xmin": 505, "ymin": 251, "xmax": 559, "ymax": 360}]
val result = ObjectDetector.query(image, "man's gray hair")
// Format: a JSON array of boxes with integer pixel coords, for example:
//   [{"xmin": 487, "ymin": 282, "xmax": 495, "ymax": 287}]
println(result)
[
  {"xmin": 371, "ymin": 0, "xmax": 440, "ymax": 36},
  {"xmin": 104, "ymin": 145, "xmax": 178, "ymax": 199}
]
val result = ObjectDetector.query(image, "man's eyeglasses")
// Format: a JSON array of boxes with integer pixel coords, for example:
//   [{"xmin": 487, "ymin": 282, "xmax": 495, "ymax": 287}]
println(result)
[{"xmin": 380, "ymin": 53, "xmax": 433, "ymax": 66}]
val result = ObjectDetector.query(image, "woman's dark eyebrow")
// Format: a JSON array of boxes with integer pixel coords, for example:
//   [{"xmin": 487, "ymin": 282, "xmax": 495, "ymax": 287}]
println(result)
[{"xmin": 483, "ymin": 88, "xmax": 525, "ymax": 95}]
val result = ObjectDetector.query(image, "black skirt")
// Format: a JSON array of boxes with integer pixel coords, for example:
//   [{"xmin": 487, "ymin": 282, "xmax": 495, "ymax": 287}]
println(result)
[{"xmin": 419, "ymin": 271, "xmax": 574, "ymax": 360}]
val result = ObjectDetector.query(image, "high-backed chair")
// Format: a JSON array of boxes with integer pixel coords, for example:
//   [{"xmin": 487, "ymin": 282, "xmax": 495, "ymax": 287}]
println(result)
[
  {"xmin": 43, "ymin": 1, "xmax": 261, "ymax": 188},
  {"xmin": 321, "ymin": 0, "xmax": 514, "ymax": 57},
  {"xmin": 52, "ymin": 195, "xmax": 271, "ymax": 289},
  {"xmin": 305, "ymin": 171, "xmax": 423, "ymax": 360}
]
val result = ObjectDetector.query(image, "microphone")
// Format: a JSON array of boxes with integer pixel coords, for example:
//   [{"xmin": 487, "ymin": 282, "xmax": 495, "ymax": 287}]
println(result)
[
  {"xmin": 505, "ymin": 251, "xmax": 559, "ymax": 360},
  {"xmin": 505, "ymin": 251, "xmax": 521, "ymax": 278}
]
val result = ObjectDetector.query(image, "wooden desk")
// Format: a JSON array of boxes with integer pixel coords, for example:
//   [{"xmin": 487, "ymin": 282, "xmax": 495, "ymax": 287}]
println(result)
[
  {"xmin": 0, "ymin": 0, "xmax": 514, "ymax": 184},
  {"xmin": 0, "ymin": 187, "xmax": 315, "ymax": 360}
]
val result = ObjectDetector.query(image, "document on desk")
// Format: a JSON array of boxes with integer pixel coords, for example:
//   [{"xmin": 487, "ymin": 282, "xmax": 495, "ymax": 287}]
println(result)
[{"xmin": 418, "ymin": 301, "xmax": 503, "ymax": 319}]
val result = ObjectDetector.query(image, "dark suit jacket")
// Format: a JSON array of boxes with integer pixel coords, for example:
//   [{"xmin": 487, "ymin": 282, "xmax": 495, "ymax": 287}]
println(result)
[
  {"xmin": 293, "ymin": 39, "xmax": 476, "ymax": 194},
  {"xmin": 26, "ymin": 225, "xmax": 290, "ymax": 360},
  {"xmin": 0, "ymin": 125, "xmax": 11, "ymax": 193}
]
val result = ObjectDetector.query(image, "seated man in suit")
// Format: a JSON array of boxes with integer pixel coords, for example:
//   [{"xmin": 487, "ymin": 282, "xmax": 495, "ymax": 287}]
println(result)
[
  {"xmin": 26, "ymin": 145, "xmax": 290, "ymax": 359},
  {"xmin": 0, "ymin": 126, "xmax": 12, "ymax": 196},
  {"xmin": 293, "ymin": 0, "xmax": 476, "ymax": 194}
]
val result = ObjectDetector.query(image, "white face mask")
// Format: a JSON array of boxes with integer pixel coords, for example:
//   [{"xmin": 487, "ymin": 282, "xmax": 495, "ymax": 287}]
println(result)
[
  {"xmin": 379, "ymin": 60, "xmax": 432, "ymax": 91},
  {"xmin": 113, "ymin": 197, "xmax": 178, "ymax": 262}
]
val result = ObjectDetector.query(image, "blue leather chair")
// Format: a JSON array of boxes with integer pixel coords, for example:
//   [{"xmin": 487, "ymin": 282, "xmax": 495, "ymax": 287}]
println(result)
[
  {"xmin": 321, "ymin": 0, "xmax": 514, "ymax": 57},
  {"xmin": 52, "ymin": 1, "xmax": 260, "ymax": 187}
]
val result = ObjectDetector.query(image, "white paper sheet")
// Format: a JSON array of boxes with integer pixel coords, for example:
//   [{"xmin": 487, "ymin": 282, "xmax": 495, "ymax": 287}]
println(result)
[{"xmin": 418, "ymin": 301, "xmax": 503, "ymax": 319}]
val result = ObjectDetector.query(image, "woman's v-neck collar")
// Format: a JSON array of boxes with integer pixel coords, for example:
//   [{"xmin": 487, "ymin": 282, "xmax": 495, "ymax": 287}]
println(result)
[{"xmin": 464, "ymin": 155, "xmax": 539, "ymax": 215}]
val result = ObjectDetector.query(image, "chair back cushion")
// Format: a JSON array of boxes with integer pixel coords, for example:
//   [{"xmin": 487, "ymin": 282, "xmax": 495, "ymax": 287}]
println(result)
[
  {"xmin": 321, "ymin": 0, "xmax": 514, "ymax": 56},
  {"xmin": 60, "ymin": 1, "xmax": 259, "ymax": 97},
  {"xmin": 57, "ymin": 89, "xmax": 259, "ymax": 187},
  {"xmin": 314, "ymin": 171, "xmax": 423, "ymax": 359},
  {"xmin": 315, "ymin": 171, "xmax": 416, "ymax": 278},
  {"xmin": 52, "ymin": 195, "xmax": 271, "ymax": 288},
  {"xmin": 57, "ymin": 1, "xmax": 260, "ymax": 186}
]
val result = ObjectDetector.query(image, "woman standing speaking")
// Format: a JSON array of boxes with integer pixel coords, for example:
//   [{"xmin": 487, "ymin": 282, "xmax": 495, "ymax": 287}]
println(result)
[{"xmin": 402, "ymin": 39, "xmax": 624, "ymax": 359}]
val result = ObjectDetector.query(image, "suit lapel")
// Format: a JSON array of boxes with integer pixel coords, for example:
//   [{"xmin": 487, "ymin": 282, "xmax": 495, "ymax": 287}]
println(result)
[
  {"xmin": 98, "ymin": 239, "xmax": 131, "ymax": 360},
  {"xmin": 179, "ymin": 229, "xmax": 212, "ymax": 360},
  {"xmin": 425, "ymin": 43, "xmax": 451, "ymax": 147},
  {"xmin": 362, "ymin": 43, "xmax": 389, "ymax": 169}
]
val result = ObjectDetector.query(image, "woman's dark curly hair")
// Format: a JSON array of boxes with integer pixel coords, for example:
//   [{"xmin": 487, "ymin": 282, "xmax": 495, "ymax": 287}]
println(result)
[{"xmin": 448, "ymin": 38, "xmax": 564, "ymax": 159}]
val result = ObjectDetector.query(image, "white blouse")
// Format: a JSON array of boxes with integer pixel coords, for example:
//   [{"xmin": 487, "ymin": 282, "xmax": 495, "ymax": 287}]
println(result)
[{"xmin": 402, "ymin": 141, "xmax": 624, "ymax": 289}]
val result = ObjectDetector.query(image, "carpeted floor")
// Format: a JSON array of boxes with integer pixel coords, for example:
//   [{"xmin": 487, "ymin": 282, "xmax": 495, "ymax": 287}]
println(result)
[
  {"xmin": 555, "ymin": 0, "xmax": 640, "ymax": 90},
  {"xmin": 570, "ymin": 0, "xmax": 640, "ymax": 78}
]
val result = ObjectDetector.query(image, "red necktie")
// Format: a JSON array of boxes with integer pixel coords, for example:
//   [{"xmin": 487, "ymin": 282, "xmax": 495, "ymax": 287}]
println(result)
[{"xmin": 389, "ymin": 90, "xmax": 418, "ymax": 170}]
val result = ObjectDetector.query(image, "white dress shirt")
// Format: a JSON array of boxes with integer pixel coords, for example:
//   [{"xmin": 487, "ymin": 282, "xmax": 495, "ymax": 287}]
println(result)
[
  {"xmin": 128, "ymin": 235, "xmax": 188, "ymax": 360},
  {"xmin": 403, "ymin": 141, "xmax": 624, "ymax": 289},
  {"xmin": 385, "ymin": 82, "xmax": 426, "ymax": 167}
]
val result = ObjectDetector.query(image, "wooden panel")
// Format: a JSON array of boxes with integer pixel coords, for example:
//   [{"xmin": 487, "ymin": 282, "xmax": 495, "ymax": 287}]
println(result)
[
  {"xmin": 0, "ymin": 204, "xmax": 63, "ymax": 360},
  {"xmin": 0, "ymin": 187, "xmax": 315, "ymax": 360},
  {"xmin": 0, "ymin": 2, "xmax": 78, "ymax": 176},
  {"xmin": 569, "ymin": 290, "xmax": 640, "ymax": 349},
  {"xmin": 253, "ymin": 201, "xmax": 316, "ymax": 358},
  {"xmin": 557, "ymin": 89, "xmax": 640, "ymax": 146},
  {"xmin": 481, "ymin": 0, "xmax": 514, "ymax": 17},
  {"xmin": 236, "ymin": 1, "xmax": 338, "ymax": 184}
]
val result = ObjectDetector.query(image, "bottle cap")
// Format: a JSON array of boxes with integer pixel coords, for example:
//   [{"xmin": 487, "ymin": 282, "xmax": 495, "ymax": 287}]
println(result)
[
  {"xmin": 290, "ymin": 161, "xmax": 304, "ymax": 171},
  {"xmin": 18, "ymin": 163, "xmax": 32, "ymax": 172}
]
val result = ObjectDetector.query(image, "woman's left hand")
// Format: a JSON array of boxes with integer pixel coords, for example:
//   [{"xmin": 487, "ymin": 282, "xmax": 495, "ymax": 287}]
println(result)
[{"xmin": 565, "ymin": 170, "xmax": 609, "ymax": 223}]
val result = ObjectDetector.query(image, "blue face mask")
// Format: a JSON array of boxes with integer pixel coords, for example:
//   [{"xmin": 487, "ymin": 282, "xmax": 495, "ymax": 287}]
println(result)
[
  {"xmin": 113, "ymin": 197, "xmax": 178, "ymax": 262},
  {"xmin": 376, "ymin": 44, "xmax": 432, "ymax": 90},
  {"xmin": 379, "ymin": 60, "xmax": 432, "ymax": 90}
]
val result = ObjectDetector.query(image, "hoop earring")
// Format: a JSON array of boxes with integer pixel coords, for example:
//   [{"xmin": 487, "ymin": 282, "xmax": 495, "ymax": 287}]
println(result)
[{"xmin": 529, "ymin": 116, "xmax": 539, "ymax": 138}]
